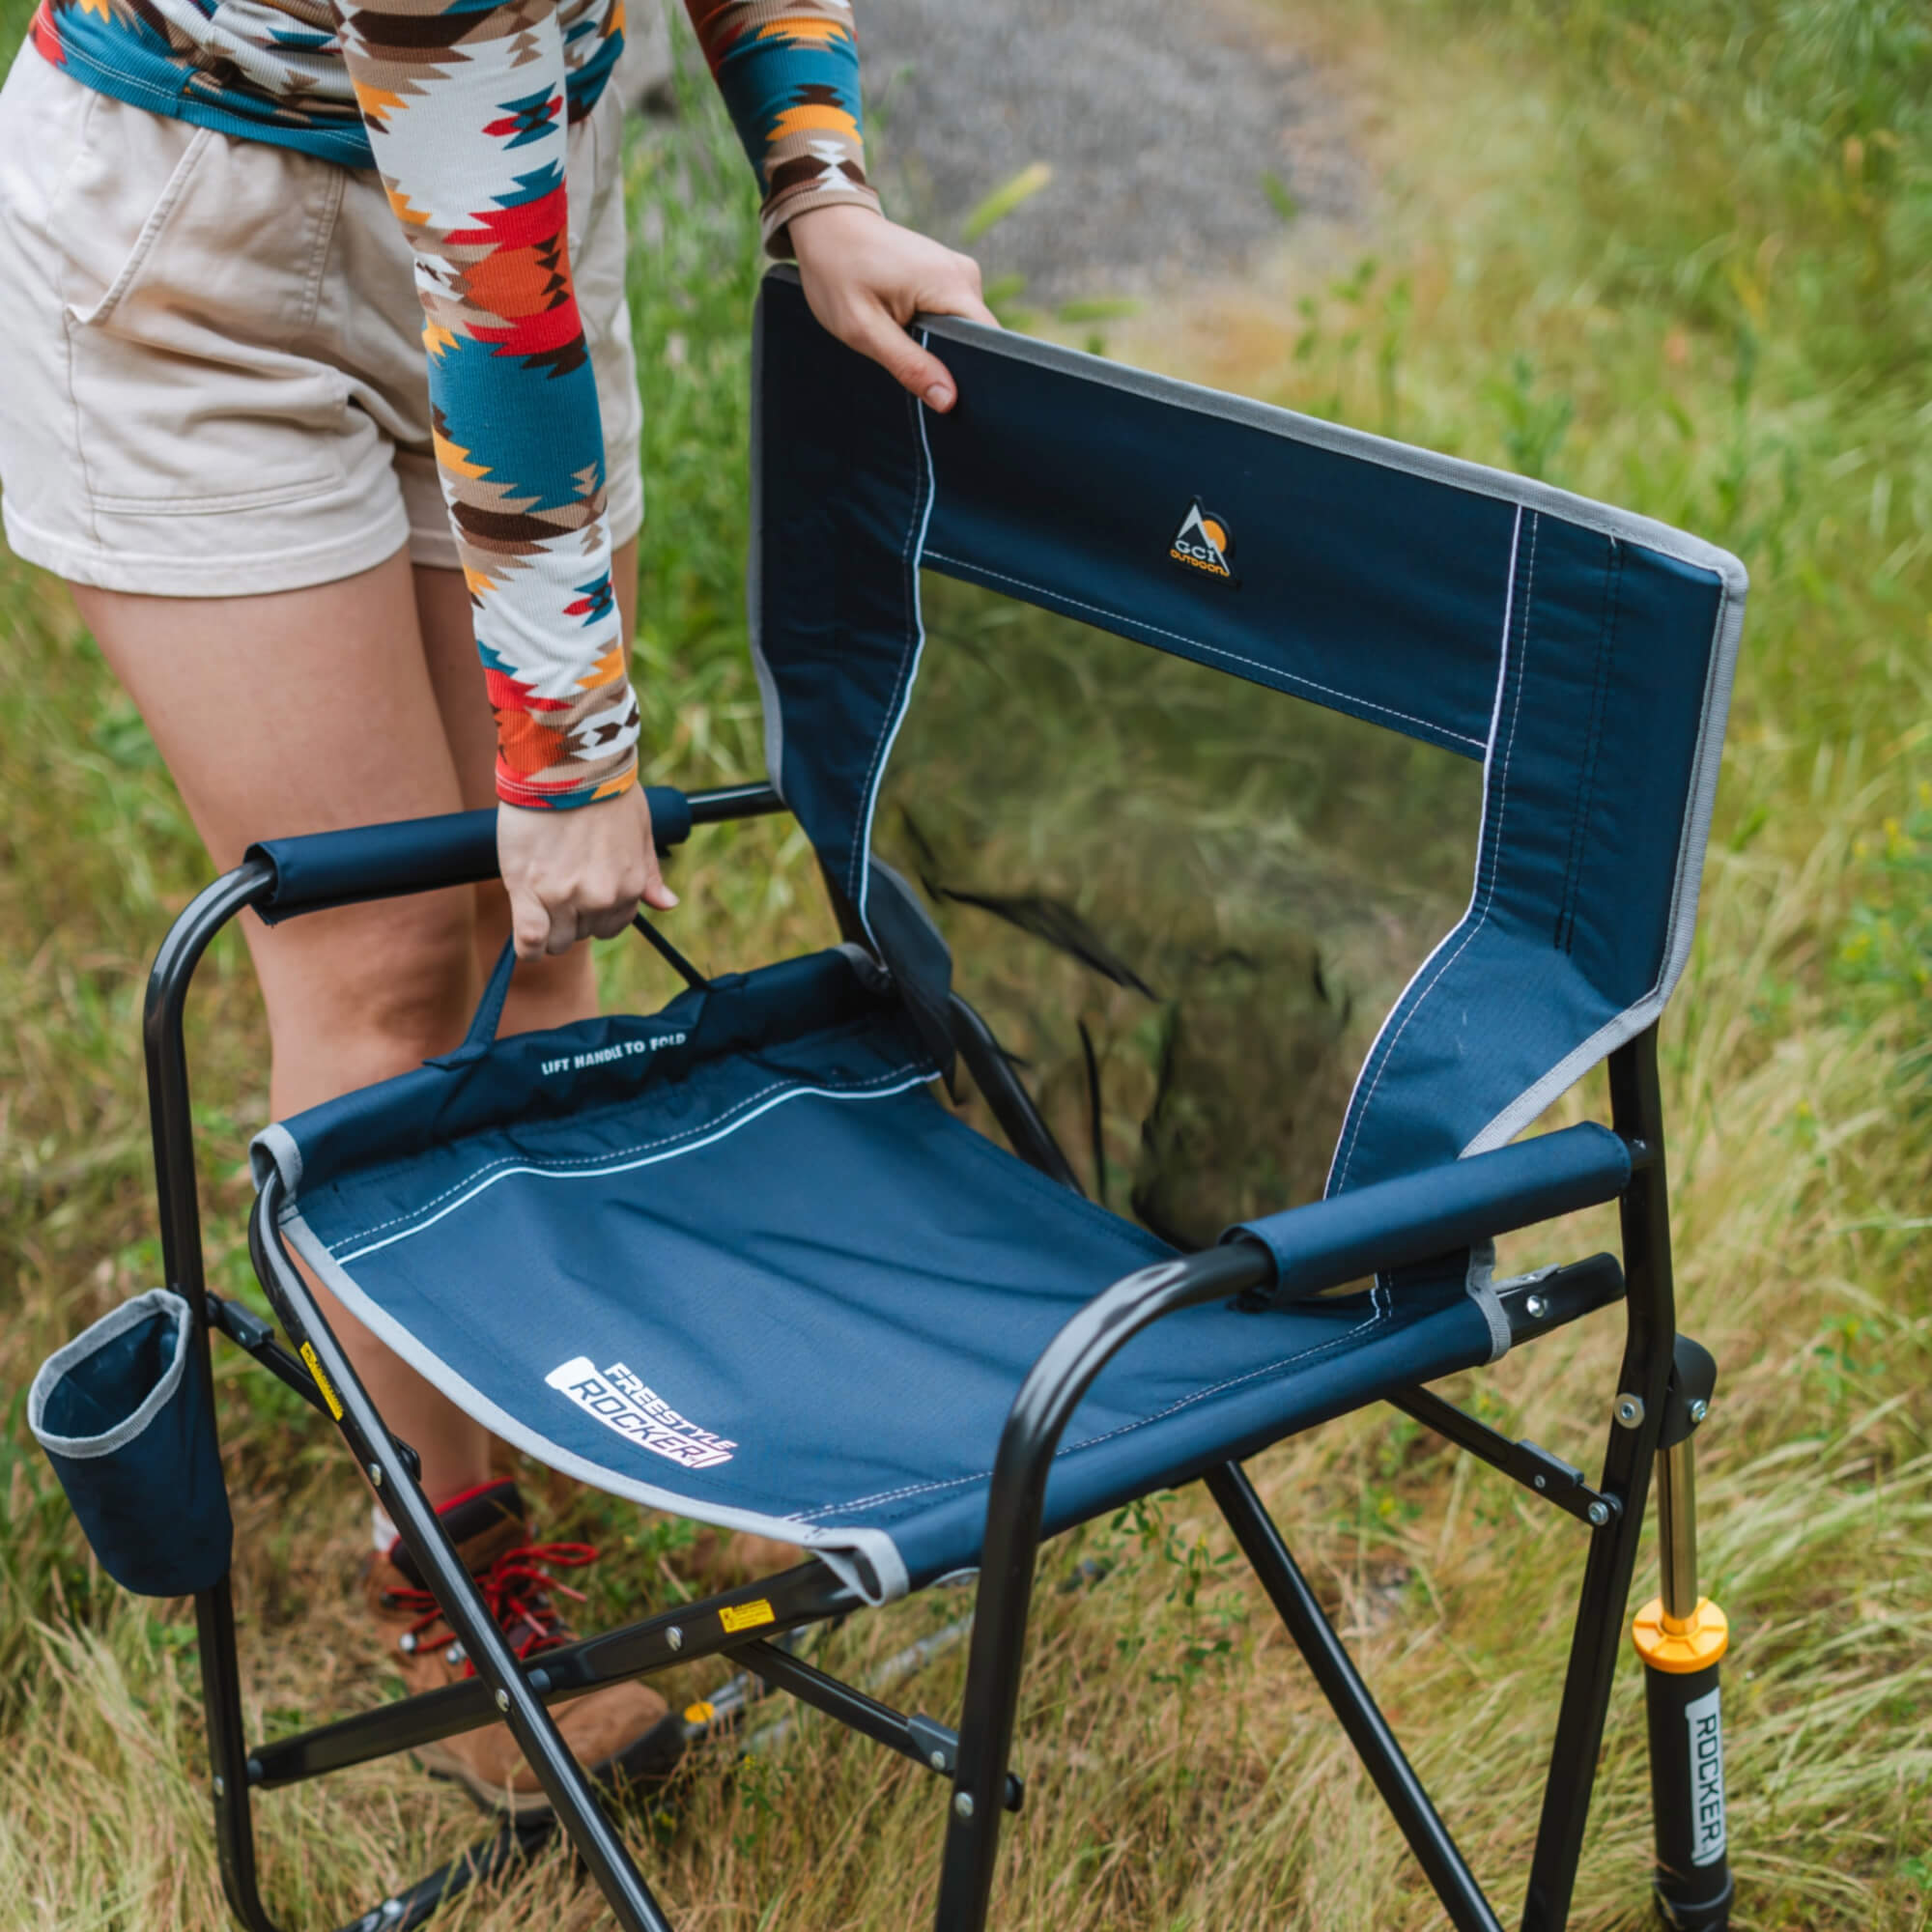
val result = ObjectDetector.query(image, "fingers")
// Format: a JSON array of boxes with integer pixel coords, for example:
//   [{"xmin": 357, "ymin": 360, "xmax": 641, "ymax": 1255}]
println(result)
[
  {"xmin": 497, "ymin": 785, "xmax": 681, "ymax": 962},
  {"xmin": 634, "ymin": 811, "xmax": 679, "ymax": 914},
  {"xmin": 953, "ymin": 293, "xmax": 1001, "ymax": 329},
  {"xmin": 507, "ymin": 879, "xmax": 557, "ymax": 962},
  {"xmin": 582, "ymin": 899, "xmax": 639, "ymax": 944},
  {"xmin": 845, "ymin": 305, "xmax": 960, "ymax": 410},
  {"xmin": 868, "ymin": 267, "xmax": 1001, "ymax": 411},
  {"xmin": 791, "ymin": 210, "xmax": 998, "ymax": 412},
  {"xmin": 928, "ymin": 277, "xmax": 1001, "ymax": 331}
]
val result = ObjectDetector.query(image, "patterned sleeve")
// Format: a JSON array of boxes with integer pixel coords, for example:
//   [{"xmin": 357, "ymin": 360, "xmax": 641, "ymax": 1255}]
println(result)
[
  {"xmin": 683, "ymin": 1, "xmax": 882, "ymax": 254},
  {"xmin": 337, "ymin": 0, "xmax": 639, "ymax": 811}
]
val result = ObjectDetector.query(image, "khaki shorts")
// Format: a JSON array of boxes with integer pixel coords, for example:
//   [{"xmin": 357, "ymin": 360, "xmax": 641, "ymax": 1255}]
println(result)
[{"xmin": 0, "ymin": 49, "xmax": 643, "ymax": 596}]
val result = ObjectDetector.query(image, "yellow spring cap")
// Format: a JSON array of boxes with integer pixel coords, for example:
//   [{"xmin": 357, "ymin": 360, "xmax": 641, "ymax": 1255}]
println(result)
[{"xmin": 1632, "ymin": 1595, "xmax": 1729, "ymax": 1673}]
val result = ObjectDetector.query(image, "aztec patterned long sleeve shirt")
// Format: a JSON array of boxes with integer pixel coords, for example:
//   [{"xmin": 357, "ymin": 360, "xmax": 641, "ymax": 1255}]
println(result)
[{"xmin": 31, "ymin": 0, "xmax": 880, "ymax": 806}]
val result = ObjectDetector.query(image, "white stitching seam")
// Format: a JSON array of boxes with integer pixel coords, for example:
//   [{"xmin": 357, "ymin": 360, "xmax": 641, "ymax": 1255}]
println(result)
[
  {"xmin": 327, "ymin": 1064, "xmax": 932, "ymax": 1257},
  {"xmin": 1320, "ymin": 505, "xmax": 1527, "ymax": 1197},
  {"xmin": 923, "ymin": 551, "xmax": 1487, "ymax": 752},
  {"xmin": 848, "ymin": 388, "xmax": 934, "ymax": 911},
  {"xmin": 1458, "ymin": 564, "xmax": 1737, "ymax": 1157},
  {"xmin": 1332, "ymin": 511, "xmax": 1539, "ymax": 1193},
  {"xmin": 796, "ymin": 1302, "xmax": 1399, "ymax": 1521}
]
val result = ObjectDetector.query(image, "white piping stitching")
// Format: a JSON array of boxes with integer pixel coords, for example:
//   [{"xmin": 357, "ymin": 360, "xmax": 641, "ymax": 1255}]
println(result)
[
  {"xmin": 327, "ymin": 1055, "xmax": 925, "ymax": 1240},
  {"xmin": 1335, "ymin": 513, "xmax": 1537, "ymax": 1189},
  {"xmin": 1328, "ymin": 509, "xmax": 1532, "ymax": 1193},
  {"xmin": 923, "ymin": 551, "xmax": 1487, "ymax": 752},
  {"xmin": 330, "ymin": 1065, "xmax": 933, "ymax": 1260},
  {"xmin": 850, "ymin": 381, "xmax": 936, "ymax": 918},
  {"xmin": 1458, "ymin": 555, "xmax": 1731, "ymax": 1157}
]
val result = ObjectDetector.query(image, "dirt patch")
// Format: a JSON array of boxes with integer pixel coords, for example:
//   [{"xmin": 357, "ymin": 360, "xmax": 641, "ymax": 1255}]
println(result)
[{"xmin": 853, "ymin": 0, "xmax": 1362, "ymax": 303}]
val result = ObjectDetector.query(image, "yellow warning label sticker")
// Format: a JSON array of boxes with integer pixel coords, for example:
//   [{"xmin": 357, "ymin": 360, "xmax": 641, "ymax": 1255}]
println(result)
[
  {"xmin": 683, "ymin": 1701, "xmax": 716, "ymax": 1724},
  {"xmin": 298, "ymin": 1342, "xmax": 344, "ymax": 1421},
  {"xmin": 719, "ymin": 1598, "xmax": 776, "ymax": 1634}
]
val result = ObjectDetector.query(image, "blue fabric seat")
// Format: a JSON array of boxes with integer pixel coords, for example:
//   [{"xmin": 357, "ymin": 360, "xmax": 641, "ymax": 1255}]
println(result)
[{"xmin": 258, "ymin": 947, "xmax": 1497, "ymax": 1599}]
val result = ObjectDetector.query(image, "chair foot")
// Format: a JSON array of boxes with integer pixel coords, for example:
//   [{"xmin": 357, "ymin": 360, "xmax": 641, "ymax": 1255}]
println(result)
[{"xmin": 335, "ymin": 1814, "xmax": 556, "ymax": 1932}]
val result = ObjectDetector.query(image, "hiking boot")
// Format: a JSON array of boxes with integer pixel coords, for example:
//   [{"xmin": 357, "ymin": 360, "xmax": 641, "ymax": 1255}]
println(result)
[{"xmin": 364, "ymin": 1478, "xmax": 683, "ymax": 1815}]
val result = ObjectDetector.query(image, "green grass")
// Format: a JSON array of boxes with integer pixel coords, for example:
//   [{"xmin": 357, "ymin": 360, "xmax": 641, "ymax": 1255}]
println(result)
[{"xmin": 3, "ymin": 1, "xmax": 1930, "ymax": 1926}]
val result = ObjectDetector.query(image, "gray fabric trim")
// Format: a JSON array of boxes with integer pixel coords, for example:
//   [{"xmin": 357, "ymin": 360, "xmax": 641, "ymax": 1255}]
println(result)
[
  {"xmin": 279, "ymin": 1208, "xmax": 909, "ymax": 1605},
  {"xmin": 249, "ymin": 1120, "xmax": 302, "ymax": 1196},
  {"xmin": 28, "ymin": 1288, "xmax": 192, "ymax": 1460},
  {"xmin": 746, "ymin": 284, "xmax": 786, "ymax": 797},
  {"xmin": 866, "ymin": 854, "xmax": 951, "ymax": 957},
  {"xmin": 833, "ymin": 940, "xmax": 892, "ymax": 992},
  {"xmin": 1462, "ymin": 1242, "xmax": 1511, "ymax": 1365},
  {"xmin": 1460, "ymin": 535, "xmax": 1747, "ymax": 1157},
  {"xmin": 852, "ymin": 369, "xmax": 938, "ymax": 936},
  {"xmin": 914, "ymin": 298, "xmax": 1747, "ymax": 589}
]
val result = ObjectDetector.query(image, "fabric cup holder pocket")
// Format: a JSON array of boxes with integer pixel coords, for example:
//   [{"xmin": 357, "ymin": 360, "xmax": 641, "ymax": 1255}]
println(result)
[{"xmin": 28, "ymin": 1289, "xmax": 232, "ymax": 1597}]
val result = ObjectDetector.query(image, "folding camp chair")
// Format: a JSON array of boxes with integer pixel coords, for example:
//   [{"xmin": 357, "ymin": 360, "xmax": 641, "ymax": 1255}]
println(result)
[{"xmin": 40, "ymin": 265, "xmax": 1747, "ymax": 1932}]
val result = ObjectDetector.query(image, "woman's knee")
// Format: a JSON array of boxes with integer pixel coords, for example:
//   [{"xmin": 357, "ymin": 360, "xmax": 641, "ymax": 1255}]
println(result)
[{"xmin": 255, "ymin": 890, "xmax": 478, "ymax": 1100}]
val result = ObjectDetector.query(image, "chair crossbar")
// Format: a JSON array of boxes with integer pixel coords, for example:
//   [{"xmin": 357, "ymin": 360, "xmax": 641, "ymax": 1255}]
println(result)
[
  {"xmin": 1390, "ymin": 1248, "xmax": 1629, "ymax": 1526},
  {"xmin": 738, "ymin": 1639, "xmax": 1026, "ymax": 1813},
  {"xmin": 243, "ymin": 1553, "xmax": 856, "ymax": 1792},
  {"xmin": 1207, "ymin": 1462, "xmax": 1509, "ymax": 1932},
  {"xmin": 1396, "ymin": 1384, "xmax": 1613, "ymax": 1525}
]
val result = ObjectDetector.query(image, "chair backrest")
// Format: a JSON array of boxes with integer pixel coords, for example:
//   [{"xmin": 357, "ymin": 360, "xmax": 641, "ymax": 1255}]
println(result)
[{"xmin": 749, "ymin": 268, "xmax": 1746, "ymax": 1201}]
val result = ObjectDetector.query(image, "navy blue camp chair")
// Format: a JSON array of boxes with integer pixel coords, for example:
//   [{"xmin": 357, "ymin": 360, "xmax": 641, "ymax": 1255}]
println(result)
[{"xmin": 101, "ymin": 268, "xmax": 1747, "ymax": 1932}]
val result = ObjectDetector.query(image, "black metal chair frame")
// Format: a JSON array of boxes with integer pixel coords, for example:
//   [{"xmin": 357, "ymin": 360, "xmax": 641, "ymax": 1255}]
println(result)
[{"xmin": 145, "ymin": 779, "xmax": 1717, "ymax": 1932}]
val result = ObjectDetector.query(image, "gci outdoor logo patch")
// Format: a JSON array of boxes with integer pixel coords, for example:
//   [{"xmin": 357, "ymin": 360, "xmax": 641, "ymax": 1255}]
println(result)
[
  {"xmin": 547, "ymin": 1357, "xmax": 736, "ymax": 1469},
  {"xmin": 1169, "ymin": 499, "xmax": 1237, "ymax": 583}
]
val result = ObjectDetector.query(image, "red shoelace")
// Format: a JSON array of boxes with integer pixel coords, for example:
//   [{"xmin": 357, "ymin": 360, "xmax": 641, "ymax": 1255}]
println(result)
[{"xmin": 391, "ymin": 1540, "xmax": 599, "ymax": 1673}]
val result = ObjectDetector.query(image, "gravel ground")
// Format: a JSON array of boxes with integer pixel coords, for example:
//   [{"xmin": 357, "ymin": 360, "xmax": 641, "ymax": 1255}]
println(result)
[
  {"xmin": 855, "ymin": 0, "xmax": 1359, "ymax": 302},
  {"xmin": 624, "ymin": 1, "xmax": 1359, "ymax": 304}
]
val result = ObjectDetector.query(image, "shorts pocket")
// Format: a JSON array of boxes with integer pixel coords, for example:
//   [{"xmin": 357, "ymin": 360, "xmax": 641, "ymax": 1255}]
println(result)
[
  {"xmin": 63, "ymin": 127, "xmax": 214, "ymax": 331},
  {"xmin": 60, "ymin": 113, "xmax": 352, "ymax": 514}
]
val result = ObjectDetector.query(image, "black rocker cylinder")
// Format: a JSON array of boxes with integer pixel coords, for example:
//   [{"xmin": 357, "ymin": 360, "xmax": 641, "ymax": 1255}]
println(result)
[
  {"xmin": 1634, "ymin": 1337, "xmax": 1731, "ymax": 1930},
  {"xmin": 1641, "ymin": 1646, "xmax": 1731, "ymax": 1927}
]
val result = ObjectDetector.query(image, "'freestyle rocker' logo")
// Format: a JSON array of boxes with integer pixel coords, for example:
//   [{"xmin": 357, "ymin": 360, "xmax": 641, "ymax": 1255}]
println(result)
[
  {"xmin": 1169, "ymin": 498, "xmax": 1237, "ymax": 583},
  {"xmin": 547, "ymin": 1357, "xmax": 737, "ymax": 1469}
]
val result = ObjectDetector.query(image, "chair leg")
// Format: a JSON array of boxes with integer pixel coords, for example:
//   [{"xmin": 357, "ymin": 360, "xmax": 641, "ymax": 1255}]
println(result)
[
  {"xmin": 1205, "ymin": 1463, "xmax": 1507, "ymax": 1932},
  {"xmin": 1518, "ymin": 1406, "xmax": 1662, "ymax": 1932},
  {"xmin": 1523, "ymin": 1026, "xmax": 1680, "ymax": 1932},
  {"xmin": 253, "ymin": 1202, "xmax": 678, "ymax": 1932},
  {"xmin": 196, "ymin": 1574, "xmax": 288, "ymax": 1932},
  {"xmin": 929, "ymin": 1487, "xmax": 1043, "ymax": 1932}
]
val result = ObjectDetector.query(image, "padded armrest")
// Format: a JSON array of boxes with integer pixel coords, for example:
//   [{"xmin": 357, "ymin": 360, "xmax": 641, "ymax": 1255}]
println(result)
[
  {"xmin": 1223, "ymin": 1123, "xmax": 1633, "ymax": 1300},
  {"xmin": 245, "ymin": 788, "xmax": 696, "ymax": 924}
]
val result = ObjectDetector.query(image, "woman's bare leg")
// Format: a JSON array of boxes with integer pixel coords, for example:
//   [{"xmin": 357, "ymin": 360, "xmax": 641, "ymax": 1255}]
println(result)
[
  {"xmin": 73, "ymin": 548, "xmax": 497, "ymax": 1500},
  {"xmin": 74, "ymin": 537, "xmax": 644, "ymax": 1500}
]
